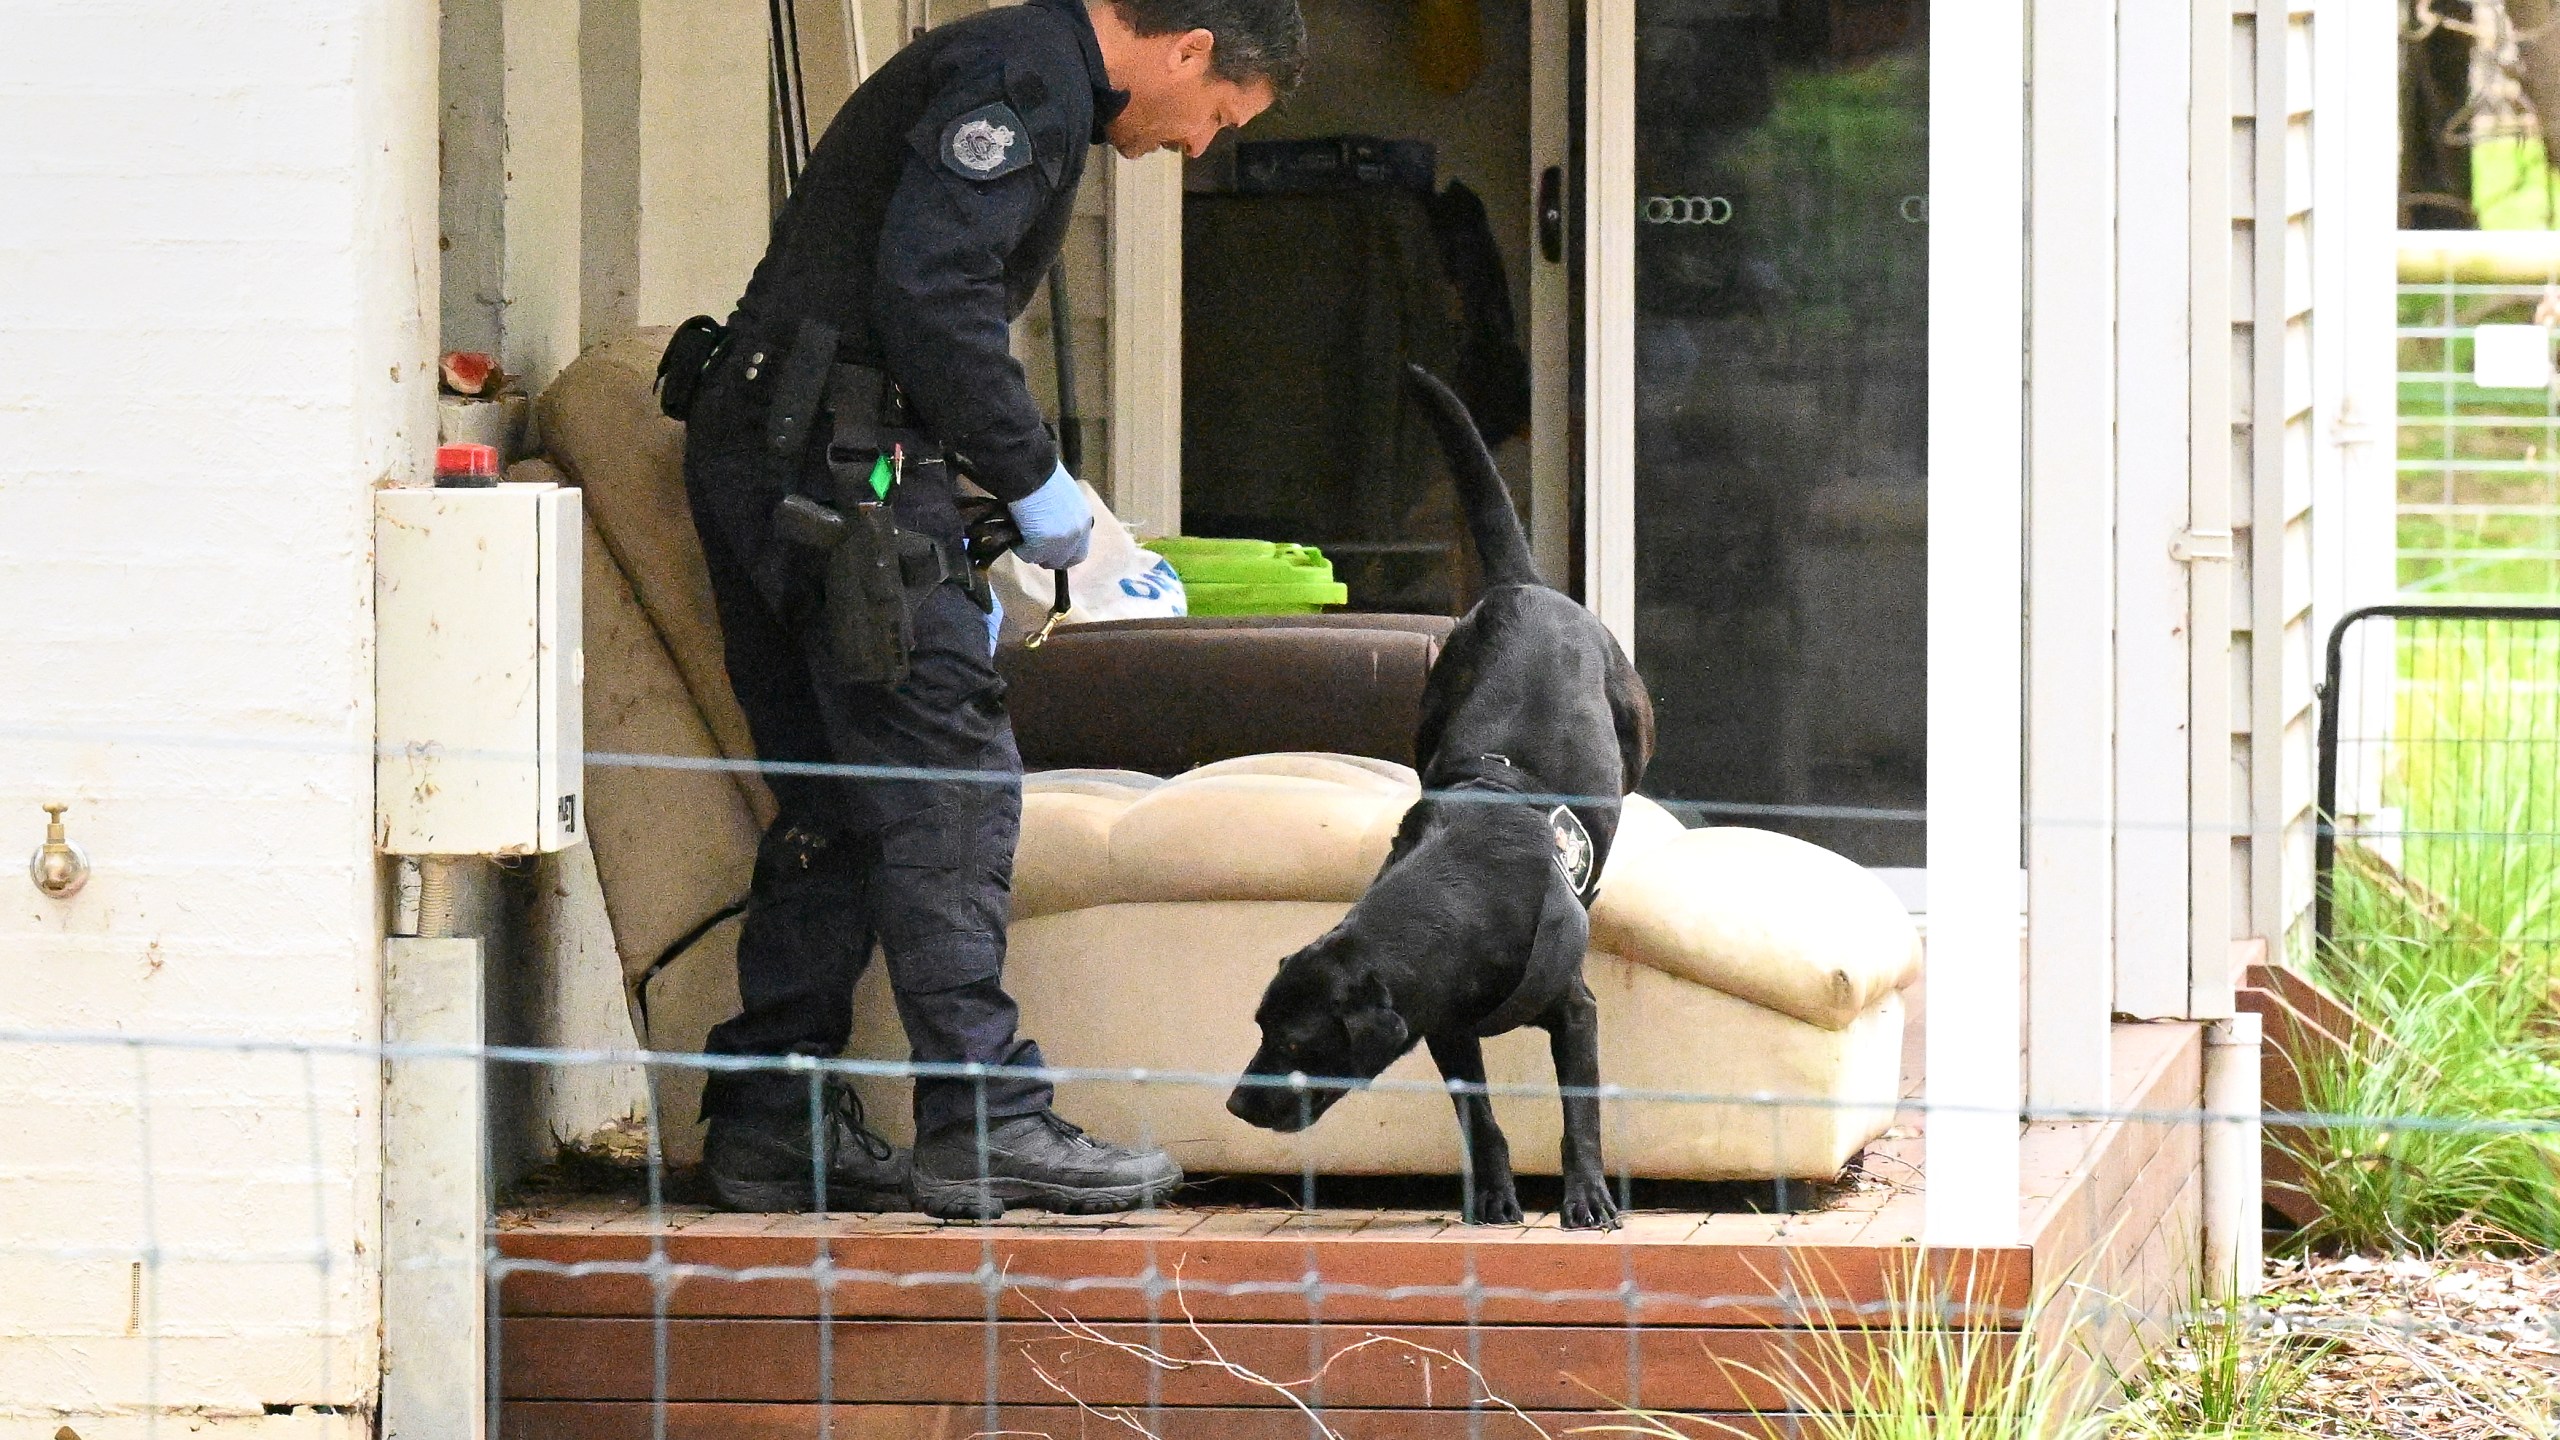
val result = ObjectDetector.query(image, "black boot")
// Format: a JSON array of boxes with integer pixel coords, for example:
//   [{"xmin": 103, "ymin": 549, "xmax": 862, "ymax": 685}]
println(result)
[
  {"xmin": 910, "ymin": 1111, "xmax": 1182, "ymax": 1220},
  {"xmin": 704, "ymin": 1080, "xmax": 911, "ymax": 1213}
]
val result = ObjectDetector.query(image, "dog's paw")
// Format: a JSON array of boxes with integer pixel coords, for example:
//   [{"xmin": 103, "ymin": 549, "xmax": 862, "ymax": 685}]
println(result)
[
  {"xmin": 1559, "ymin": 1175, "xmax": 1621, "ymax": 1232},
  {"xmin": 1463, "ymin": 1181, "xmax": 1525, "ymax": 1227}
]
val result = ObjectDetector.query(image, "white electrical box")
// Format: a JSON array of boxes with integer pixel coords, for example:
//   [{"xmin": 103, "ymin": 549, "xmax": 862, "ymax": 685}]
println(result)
[{"xmin": 376, "ymin": 483, "xmax": 584, "ymax": 855}]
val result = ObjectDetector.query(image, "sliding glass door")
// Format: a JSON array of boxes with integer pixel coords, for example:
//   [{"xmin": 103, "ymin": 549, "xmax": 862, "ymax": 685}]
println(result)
[{"xmin": 1611, "ymin": 3, "xmax": 1929, "ymax": 867}]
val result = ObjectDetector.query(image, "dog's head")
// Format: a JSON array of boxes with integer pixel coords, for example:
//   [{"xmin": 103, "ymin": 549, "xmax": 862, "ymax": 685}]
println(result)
[{"xmin": 1225, "ymin": 932, "xmax": 1414, "ymax": 1132}]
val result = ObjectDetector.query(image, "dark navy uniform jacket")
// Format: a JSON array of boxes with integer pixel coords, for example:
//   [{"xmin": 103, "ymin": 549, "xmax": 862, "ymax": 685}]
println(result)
[{"xmin": 734, "ymin": 0, "xmax": 1128, "ymax": 503}]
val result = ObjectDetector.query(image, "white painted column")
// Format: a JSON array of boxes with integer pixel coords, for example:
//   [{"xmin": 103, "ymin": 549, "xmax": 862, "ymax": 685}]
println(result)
[
  {"xmin": 2185, "ymin": 0, "xmax": 2237, "ymax": 1016},
  {"xmin": 1108, "ymin": 151, "xmax": 1185, "ymax": 538},
  {"xmin": 636, "ymin": 0, "xmax": 771, "ymax": 325},
  {"xmin": 1924, "ymin": 0, "xmax": 2028, "ymax": 1248},
  {"xmin": 1583, "ymin": 0, "xmax": 1637, "ymax": 651},
  {"xmin": 2320, "ymin": 0, "xmax": 2405, "ymax": 831},
  {"xmin": 381, "ymin": 937, "xmax": 488, "ymax": 1440},
  {"xmin": 2113, "ymin": 0, "xmax": 2199, "ymax": 1020},
  {"xmin": 2026, "ymin": 0, "xmax": 2117, "ymax": 1113},
  {"xmin": 502, "ymin": 0, "xmax": 589, "ymax": 391},
  {"xmin": 1525, "ymin": 0, "xmax": 1574, "ymax": 586}
]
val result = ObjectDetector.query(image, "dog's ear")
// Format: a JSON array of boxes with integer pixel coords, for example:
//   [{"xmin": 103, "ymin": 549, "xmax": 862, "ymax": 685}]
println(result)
[{"xmin": 1341, "ymin": 970, "xmax": 1411, "ymax": 1068}]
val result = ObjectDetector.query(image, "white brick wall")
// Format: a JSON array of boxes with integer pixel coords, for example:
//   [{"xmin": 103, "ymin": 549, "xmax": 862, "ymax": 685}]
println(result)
[{"xmin": 0, "ymin": 0, "xmax": 436, "ymax": 1430}]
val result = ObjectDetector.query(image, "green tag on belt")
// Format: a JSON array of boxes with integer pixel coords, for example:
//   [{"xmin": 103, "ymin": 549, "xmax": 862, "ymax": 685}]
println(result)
[{"xmin": 866, "ymin": 453, "xmax": 893, "ymax": 500}]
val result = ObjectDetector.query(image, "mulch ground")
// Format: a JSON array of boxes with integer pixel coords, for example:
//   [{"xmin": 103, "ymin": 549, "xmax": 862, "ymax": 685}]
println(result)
[{"xmin": 2136, "ymin": 1251, "xmax": 2560, "ymax": 1437}]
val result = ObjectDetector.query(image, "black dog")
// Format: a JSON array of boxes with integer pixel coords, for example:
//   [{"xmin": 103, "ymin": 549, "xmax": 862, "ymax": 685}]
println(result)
[{"xmin": 1223, "ymin": 366, "xmax": 1654, "ymax": 1230}]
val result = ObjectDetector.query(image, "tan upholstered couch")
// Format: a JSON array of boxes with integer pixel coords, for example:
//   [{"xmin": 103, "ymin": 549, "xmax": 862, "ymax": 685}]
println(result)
[
  {"xmin": 535, "ymin": 330, "xmax": 1920, "ymax": 1179},
  {"xmin": 845, "ymin": 756, "xmax": 1915, "ymax": 1178}
]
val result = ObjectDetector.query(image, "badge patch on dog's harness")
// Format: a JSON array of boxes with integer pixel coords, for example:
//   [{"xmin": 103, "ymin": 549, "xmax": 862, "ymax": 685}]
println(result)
[
  {"xmin": 941, "ymin": 102, "xmax": 1032, "ymax": 180},
  {"xmin": 1548, "ymin": 805, "xmax": 1595, "ymax": 899}
]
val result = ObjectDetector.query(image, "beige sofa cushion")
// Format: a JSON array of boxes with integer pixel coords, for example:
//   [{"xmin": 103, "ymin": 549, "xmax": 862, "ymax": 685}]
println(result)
[
  {"xmin": 1590, "ymin": 827, "xmax": 1923, "ymax": 1031},
  {"xmin": 574, "ymin": 497, "xmax": 762, "ymax": 993},
  {"xmin": 848, "ymin": 900, "xmax": 1904, "ymax": 1181},
  {"xmin": 569, "ymin": 492, "xmax": 760, "ymax": 1166},
  {"xmin": 1109, "ymin": 773, "xmax": 1407, "ymax": 905},
  {"xmin": 1015, "ymin": 757, "xmax": 1692, "ymax": 920},
  {"xmin": 536, "ymin": 330, "xmax": 777, "ymax": 829},
  {"xmin": 1015, "ymin": 791, "xmax": 1131, "ymax": 919},
  {"xmin": 1009, "ymin": 758, "xmax": 1916, "ymax": 1029}
]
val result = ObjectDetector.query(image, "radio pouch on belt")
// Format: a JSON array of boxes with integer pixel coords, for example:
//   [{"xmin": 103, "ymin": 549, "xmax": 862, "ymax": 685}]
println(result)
[{"xmin": 655, "ymin": 315, "xmax": 728, "ymax": 420}]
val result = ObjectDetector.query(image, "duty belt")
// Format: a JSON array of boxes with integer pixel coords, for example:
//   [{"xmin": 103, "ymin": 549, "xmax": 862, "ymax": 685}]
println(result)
[{"xmin": 761, "ymin": 318, "xmax": 927, "ymax": 483}]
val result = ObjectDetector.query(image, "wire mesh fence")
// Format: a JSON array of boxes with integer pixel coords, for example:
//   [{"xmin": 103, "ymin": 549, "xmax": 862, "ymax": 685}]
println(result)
[
  {"xmin": 18, "ymin": 744, "xmax": 2560, "ymax": 1437},
  {"xmin": 2399, "ymin": 249, "xmax": 2560, "ymax": 600},
  {"xmin": 22, "ymin": 1021, "xmax": 2560, "ymax": 1438}
]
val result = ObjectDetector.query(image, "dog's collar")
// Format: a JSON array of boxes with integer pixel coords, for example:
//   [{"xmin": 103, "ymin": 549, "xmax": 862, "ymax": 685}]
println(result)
[
  {"xmin": 1434, "ymin": 754, "xmax": 1601, "ymax": 907},
  {"xmin": 1436, "ymin": 751, "xmax": 1531, "ymax": 792}
]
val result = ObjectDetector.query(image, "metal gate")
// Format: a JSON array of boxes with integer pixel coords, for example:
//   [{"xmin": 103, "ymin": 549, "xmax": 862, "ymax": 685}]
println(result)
[{"xmin": 2314, "ymin": 603, "xmax": 2560, "ymax": 972}]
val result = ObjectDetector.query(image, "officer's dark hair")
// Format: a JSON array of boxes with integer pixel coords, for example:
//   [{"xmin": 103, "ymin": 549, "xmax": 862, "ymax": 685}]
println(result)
[{"xmin": 1111, "ymin": 0, "xmax": 1309, "ymax": 95}]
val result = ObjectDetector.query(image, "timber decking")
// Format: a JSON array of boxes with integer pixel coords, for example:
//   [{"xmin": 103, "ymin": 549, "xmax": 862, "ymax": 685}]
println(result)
[{"xmin": 495, "ymin": 1021, "xmax": 2203, "ymax": 1438}]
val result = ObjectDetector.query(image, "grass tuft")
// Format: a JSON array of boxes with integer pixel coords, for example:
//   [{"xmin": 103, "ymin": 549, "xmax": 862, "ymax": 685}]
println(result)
[
  {"xmin": 2295, "ymin": 617, "xmax": 2560, "ymax": 1254},
  {"xmin": 2286, "ymin": 879, "xmax": 2560, "ymax": 1254},
  {"xmin": 1572, "ymin": 1262, "xmax": 2106, "ymax": 1440},
  {"xmin": 2106, "ymin": 1294, "xmax": 2331, "ymax": 1440}
]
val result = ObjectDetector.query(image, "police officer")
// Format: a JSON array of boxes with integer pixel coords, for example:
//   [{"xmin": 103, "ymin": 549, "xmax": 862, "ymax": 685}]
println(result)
[{"xmin": 672, "ymin": 0, "xmax": 1306, "ymax": 1217}]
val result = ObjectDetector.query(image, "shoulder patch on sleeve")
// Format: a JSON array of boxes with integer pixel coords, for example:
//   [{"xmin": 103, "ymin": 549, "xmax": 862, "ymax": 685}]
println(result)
[{"xmin": 939, "ymin": 101, "xmax": 1034, "ymax": 181}]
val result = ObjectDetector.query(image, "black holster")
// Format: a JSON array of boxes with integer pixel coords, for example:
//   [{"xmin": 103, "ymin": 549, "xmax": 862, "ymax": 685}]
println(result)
[
  {"xmin": 771, "ymin": 489, "xmax": 913, "ymax": 687},
  {"xmin": 761, "ymin": 321, "xmax": 982, "ymax": 686},
  {"xmin": 826, "ymin": 500, "xmax": 916, "ymax": 685}
]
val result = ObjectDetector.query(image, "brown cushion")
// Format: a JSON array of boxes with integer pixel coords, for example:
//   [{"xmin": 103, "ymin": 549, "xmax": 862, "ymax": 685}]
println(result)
[{"xmin": 998, "ymin": 616, "xmax": 1455, "ymax": 773}]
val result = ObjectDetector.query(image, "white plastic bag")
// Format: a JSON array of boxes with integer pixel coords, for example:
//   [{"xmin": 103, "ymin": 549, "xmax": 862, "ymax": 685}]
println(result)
[{"xmin": 990, "ymin": 481, "xmax": 1186, "ymax": 644}]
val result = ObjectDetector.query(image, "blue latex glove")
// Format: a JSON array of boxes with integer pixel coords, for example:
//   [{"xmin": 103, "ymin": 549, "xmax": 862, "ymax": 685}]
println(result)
[
  {"xmin": 1009, "ymin": 462, "xmax": 1093, "ymax": 570},
  {"xmin": 984, "ymin": 596, "xmax": 1004, "ymax": 656}
]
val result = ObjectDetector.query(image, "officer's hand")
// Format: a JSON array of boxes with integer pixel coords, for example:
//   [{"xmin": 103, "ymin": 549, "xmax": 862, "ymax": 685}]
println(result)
[{"xmin": 1009, "ymin": 463, "xmax": 1093, "ymax": 570}]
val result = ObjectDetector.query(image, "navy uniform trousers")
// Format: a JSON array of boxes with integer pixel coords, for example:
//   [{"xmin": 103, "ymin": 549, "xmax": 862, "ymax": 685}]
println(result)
[{"xmin": 681, "ymin": 337, "xmax": 1052, "ymax": 1141}]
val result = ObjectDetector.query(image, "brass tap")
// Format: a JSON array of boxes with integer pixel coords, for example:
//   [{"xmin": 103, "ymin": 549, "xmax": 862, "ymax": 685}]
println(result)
[{"xmin": 31, "ymin": 803, "xmax": 90, "ymax": 899}]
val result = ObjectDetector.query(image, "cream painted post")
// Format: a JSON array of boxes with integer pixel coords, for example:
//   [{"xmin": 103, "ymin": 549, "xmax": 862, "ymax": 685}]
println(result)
[
  {"xmin": 635, "ymin": 0, "xmax": 770, "ymax": 325},
  {"xmin": 2317, "ymin": 0, "xmax": 2402, "ymax": 818},
  {"xmin": 2114, "ymin": 0, "xmax": 2199, "ymax": 1019},
  {"xmin": 380, "ymin": 937, "xmax": 487, "ymax": 1440},
  {"xmin": 2339, "ymin": 8, "xmax": 2400, "ymax": 615},
  {"xmin": 1923, "ymin": 0, "xmax": 2028, "ymax": 1248},
  {"xmin": 2186, "ymin": 0, "xmax": 2236, "ymax": 1014},
  {"xmin": 1525, "ymin": 0, "xmax": 1573, "ymax": 586},
  {"xmin": 2026, "ymin": 0, "xmax": 2117, "ymax": 1113},
  {"xmin": 503, "ymin": 0, "xmax": 589, "ymax": 391},
  {"xmin": 1107, "ymin": 150, "xmax": 1185, "ymax": 538},
  {"xmin": 1584, "ymin": 0, "xmax": 1637, "ymax": 650}
]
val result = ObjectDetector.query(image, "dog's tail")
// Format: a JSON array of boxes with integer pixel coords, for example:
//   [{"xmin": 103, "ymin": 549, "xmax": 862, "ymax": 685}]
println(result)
[{"xmin": 1405, "ymin": 363, "xmax": 1544, "ymax": 589}]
